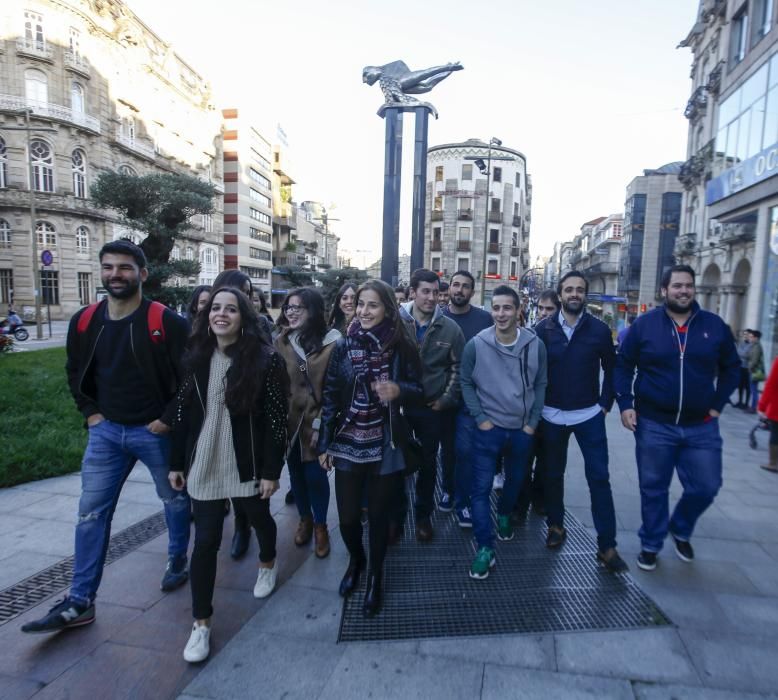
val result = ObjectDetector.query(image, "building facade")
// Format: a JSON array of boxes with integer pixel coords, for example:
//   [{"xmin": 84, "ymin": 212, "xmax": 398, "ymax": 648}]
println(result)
[
  {"xmin": 221, "ymin": 108, "xmax": 273, "ymax": 298},
  {"xmin": 678, "ymin": 0, "xmax": 777, "ymax": 355},
  {"xmin": 620, "ymin": 164, "xmax": 683, "ymax": 315},
  {"xmin": 425, "ymin": 138, "xmax": 532, "ymax": 305},
  {"xmin": 575, "ymin": 214, "xmax": 624, "ymax": 324},
  {"xmin": 0, "ymin": 0, "xmax": 224, "ymax": 319}
]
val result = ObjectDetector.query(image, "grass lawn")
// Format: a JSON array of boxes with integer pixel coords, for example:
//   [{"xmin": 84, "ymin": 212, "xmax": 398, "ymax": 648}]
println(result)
[{"xmin": 0, "ymin": 347, "xmax": 86, "ymax": 487}]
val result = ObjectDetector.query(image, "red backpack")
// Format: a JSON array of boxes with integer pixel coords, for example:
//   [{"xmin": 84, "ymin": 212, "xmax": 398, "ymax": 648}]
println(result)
[{"xmin": 76, "ymin": 300, "xmax": 167, "ymax": 344}]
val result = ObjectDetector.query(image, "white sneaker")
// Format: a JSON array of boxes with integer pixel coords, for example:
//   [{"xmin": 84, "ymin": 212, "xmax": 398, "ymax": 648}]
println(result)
[
  {"xmin": 183, "ymin": 622, "xmax": 210, "ymax": 663},
  {"xmin": 253, "ymin": 562, "xmax": 277, "ymax": 598},
  {"xmin": 492, "ymin": 472, "xmax": 505, "ymax": 491}
]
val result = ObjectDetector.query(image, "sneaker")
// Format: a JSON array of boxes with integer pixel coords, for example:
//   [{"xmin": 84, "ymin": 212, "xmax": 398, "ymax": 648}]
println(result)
[
  {"xmin": 437, "ymin": 492, "xmax": 454, "ymax": 513},
  {"xmin": 253, "ymin": 562, "xmax": 278, "ymax": 598},
  {"xmin": 469, "ymin": 547, "xmax": 496, "ymax": 580},
  {"xmin": 637, "ymin": 551, "xmax": 658, "ymax": 571},
  {"xmin": 546, "ymin": 525, "xmax": 567, "ymax": 549},
  {"xmin": 671, "ymin": 534, "xmax": 694, "ymax": 563},
  {"xmin": 21, "ymin": 597, "xmax": 95, "ymax": 634},
  {"xmin": 492, "ymin": 472, "xmax": 505, "ymax": 491},
  {"xmin": 456, "ymin": 507, "xmax": 473, "ymax": 529},
  {"xmin": 497, "ymin": 514, "xmax": 514, "ymax": 541},
  {"xmin": 183, "ymin": 622, "xmax": 211, "ymax": 663},
  {"xmin": 597, "ymin": 548, "xmax": 629, "ymax": 573},
  {"xmin": 160, "ymin": 554, "xmax": 189, "ymax": 592}
]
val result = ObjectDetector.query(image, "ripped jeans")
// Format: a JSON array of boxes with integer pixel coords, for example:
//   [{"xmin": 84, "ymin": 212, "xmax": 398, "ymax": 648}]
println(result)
[{"xmin": 69, "ymin": 420, "xmax": 191, "ymax": 605}]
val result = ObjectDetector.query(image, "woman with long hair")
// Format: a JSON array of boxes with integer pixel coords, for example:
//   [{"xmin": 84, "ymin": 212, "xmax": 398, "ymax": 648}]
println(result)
[
  {"xmin": 186, "ymin": 285, "xmax": 211, "ymax": 326},
  {"xmin": 275, "ymin": 288, "xmax": 341, "ymax": 557},
  {"xmin": 328, "ymin": 282, "xmax": 357, "ymax": 335},
  {"xmin": 169, "ymin": 286, "xmax": 288, "ymax": 663},
  {"xmin": 318, "ymin": 279, "xmax": 422, "ymax": 617}
]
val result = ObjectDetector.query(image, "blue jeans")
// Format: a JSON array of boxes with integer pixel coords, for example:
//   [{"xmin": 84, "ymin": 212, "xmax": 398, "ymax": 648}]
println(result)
[
  {"xmin": 635, "ymin": 416, "xmax": 722, "ymax": 553},
  {"xmin": 454, "ymin": 409, "xmax": 478, "ymax": 510},
  {"xmin": 70, "ymin": 420, "xmax": 191, "ymax": 605},
  {"xmin": 750, "ymin": 381, "xmax": 760, "ymax": 410},
  {"xmin": 287, "ymin": 438, "xmax": 330, "ymax": 524},
  {"xmin": 471, "ymin": 425, "xmax": 534, "ymax": 549},
  {"xmin": 542, "ymin": 411, "xmax": 617, "ymax": 551}
]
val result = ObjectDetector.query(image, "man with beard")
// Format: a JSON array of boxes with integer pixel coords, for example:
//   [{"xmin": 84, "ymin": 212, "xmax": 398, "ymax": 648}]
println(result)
[
  {"xmin": 442, "ymin": 271, "xmax": 493, "ymax": 525},
  {"xmin": 615, "ymin": 265, "xmax": 739, "ymax": 571},
  {"xmin": 23, "ymin": 240, "xmax": 191, "ymax": 634},
  {"xmin": 535, "ymin": 271, "xmax": 627, "ymax": 573}
]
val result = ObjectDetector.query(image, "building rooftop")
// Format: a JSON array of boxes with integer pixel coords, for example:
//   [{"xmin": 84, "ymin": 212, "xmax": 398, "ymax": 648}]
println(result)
[{"xmin": 643, "ymin": 161, "xmax": 684, "ymax": 176}]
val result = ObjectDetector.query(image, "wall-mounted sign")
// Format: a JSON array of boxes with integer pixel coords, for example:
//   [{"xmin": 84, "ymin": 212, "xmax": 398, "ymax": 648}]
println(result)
[{"xmin": 706, "ymin": 141, "xmax": 778, "ymax": 205}]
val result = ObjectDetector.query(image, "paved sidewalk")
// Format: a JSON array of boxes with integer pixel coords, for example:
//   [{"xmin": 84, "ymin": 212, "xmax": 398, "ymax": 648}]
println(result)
[{"xmin": 0, "ymin": 407, "xmax": 777, "ymax": 699}]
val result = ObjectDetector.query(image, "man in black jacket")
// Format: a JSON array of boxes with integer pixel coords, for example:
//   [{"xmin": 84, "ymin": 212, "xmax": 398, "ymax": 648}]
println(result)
[
  {"xmin": 22, "ymin": 240, "xmax": 191, "ymax": 634},
  {"xmin": 535, "ymin": 271, "xmax": 627, "ymax": 573}
]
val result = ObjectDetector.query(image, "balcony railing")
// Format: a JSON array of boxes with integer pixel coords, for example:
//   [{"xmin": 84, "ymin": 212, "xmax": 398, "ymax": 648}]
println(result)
[
  {"xmin": 431, "ymin": 210, "xmax": 443, "ymax": 221},
  {"xmin": 706, "ymin": 60, "xmax": 725, "ymax": 96},
  {"xmin": 488, "ymin": 242, "xmax": 500, "ymax": 253},
  {"xmin": 457, "ymin": 240, "xmax": 470, "ymax": 252},
  {"xmin": 430, "ymin": 239, "xmax": 442, "ymax": 251},
  {"xmin": 719, "ymin": 222, "xmax": 756, "ymax": 243},
  {"xmin": 488, "ymin": 210, "xmax": 502, "ymax": 223},
  {"xmin": 16, "ymin": 38, "xmax": 54, "ymax": 61},
  {"xmin": 0, "ymin": 94, "xmax": 100, "ymax": 133},
  {"xmin": 512, "ymin": 215, "xmax": 521, "ymax": 227},
  {"xmin": 114, "ymin": 131, "xmax": 155, "ymax": 159},
  {"xmin": 457, "ymin": 208, "xmax": 473, "ymax": 220},
  {"xmin": 684, "ymin": 85, "xmax": 708, "ymax": 121},
  {"xmin": 674, "ymin": 232, "xmax": 698, "ymax": 255},
  {"xmin": 510, "ymin": 246, "xmax": 520, "ymax": 256},
  {"xmin": 678, "ymin": 139, "xmax": 715, "ymax": 190},
  {"xmin": 64, "ymin": 49, "xmax": 90, "ymax": 77}
]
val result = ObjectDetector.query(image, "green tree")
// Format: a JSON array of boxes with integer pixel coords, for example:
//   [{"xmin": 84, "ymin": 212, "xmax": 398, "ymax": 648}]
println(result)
[
  {"xmin": 90, "ymin": 171, "xmax": 216, "ymax": 303},
  {"xmin": 316, "ymin": 267, "xmax": 368, "ymax": 308}
]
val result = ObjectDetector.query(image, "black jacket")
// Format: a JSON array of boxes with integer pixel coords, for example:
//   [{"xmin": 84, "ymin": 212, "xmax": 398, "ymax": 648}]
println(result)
[
  {"xmin": 317, "ymin": 337, "xmax": 424, "ymax": 455},
  {"xmin": 534, "ymin": 311, "xmax": 616, "ymax": 411},
  {"xmin": 170, "ymin": 349, "xmax": 289, "ymax": 482},
  {"xmin": 65, "ymin": 299, "xmax": 188, "ymax": 426}
]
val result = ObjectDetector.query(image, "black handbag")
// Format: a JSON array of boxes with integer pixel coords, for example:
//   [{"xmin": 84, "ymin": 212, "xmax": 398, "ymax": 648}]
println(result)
[{"xmin": 395, "ymin": 410, "xmax": 425, "ymax": 476}]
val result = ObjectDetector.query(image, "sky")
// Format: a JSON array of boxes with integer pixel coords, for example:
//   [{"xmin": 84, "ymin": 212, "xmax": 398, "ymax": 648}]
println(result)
[{"xmin": 129, "ymin": 0, "xmax": 699, "ymax": 266}]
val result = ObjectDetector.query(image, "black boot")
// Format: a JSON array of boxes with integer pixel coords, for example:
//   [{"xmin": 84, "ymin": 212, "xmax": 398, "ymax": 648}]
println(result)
[
  {"xmin": 339, "ymin": 556, "xmax": 365, "ymax": 597},
  {"xmin": 230, "ymin": 509, "xmax": 250, "ymax": 560},
  {"xmin": 362, "ymin": 570, "xmax": 382, "ymax": 618}
]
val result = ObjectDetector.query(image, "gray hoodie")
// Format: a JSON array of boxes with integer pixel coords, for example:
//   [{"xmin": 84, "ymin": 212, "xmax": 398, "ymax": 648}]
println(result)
[{"xmin": 460, "ymin": 326, "xmax": 547, "ymax": 429}]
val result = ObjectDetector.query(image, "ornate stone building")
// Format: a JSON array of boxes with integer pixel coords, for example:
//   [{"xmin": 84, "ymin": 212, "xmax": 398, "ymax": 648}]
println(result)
[{"xmin": 0, "ymin": 0, "xmax": 224, "ymax": 319}]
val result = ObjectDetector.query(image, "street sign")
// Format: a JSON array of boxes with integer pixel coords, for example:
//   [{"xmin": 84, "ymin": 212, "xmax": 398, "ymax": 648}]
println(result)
[{"xmin": 41, "ymin": 250, "xmax": 53, "ymax": 266}]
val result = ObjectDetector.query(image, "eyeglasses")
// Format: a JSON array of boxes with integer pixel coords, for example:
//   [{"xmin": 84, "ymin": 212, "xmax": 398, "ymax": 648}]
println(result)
[{"xmin": 283, "ymin": 304, "xmax": 305, "ymax": 314}]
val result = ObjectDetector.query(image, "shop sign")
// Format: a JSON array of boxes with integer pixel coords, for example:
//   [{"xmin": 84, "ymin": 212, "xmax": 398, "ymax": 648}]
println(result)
[{"xmin": 706, "ymin": 141, "xmax": 778, "ymax": 205}]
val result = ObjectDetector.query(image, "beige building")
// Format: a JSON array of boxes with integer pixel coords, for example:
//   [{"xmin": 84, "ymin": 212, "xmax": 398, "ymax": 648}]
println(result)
[
  {"xmin": 0, "ymin": 0, "xmax": 224, "ymax": 319},
  {"xmin": 575, "ymin": 214, "xmax": 624, "ymax": 324}
]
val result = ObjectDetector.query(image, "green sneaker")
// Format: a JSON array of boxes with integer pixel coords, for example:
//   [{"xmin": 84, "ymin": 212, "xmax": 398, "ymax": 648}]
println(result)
[
  {"xmin": 497, "ymin": 514, "xmax": 514, "ymax": 541},
  {"xmin": 469, "ymin": 547, "xmax": 496, "ymax": 580}
]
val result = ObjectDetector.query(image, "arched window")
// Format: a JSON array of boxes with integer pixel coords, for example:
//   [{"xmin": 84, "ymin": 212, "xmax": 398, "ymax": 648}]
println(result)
[
  {"xmin": 71, "ymin": 82, "xmax": 84, "ymax": 114},
  {"xmin": 36, "ymin": 221, "xmax": 56, "ymax": 247},
  {"xmin": 123, "ymin": 116, "xmax": 136, "ymax": 142},
  {"xmin": 25, "ymin": 69, "xmax": 48, "ymax": 104},
  {"xmin": 118, "ymin": 164, "xmax": 137, "ymax": 176},
  {"xmin": 72, "ymin": 149, "xmax": 86, "ymax": 198},
  {"xmin": 0, "ymin": 136, "xmax": 7, "ymax": 189},
  {"xmin": 76, "ymin": 226, "xmax": 89, "ymax": 253},
  {"xmin": 30, "ymin": 140, "xmax": 54, "ymax": 192},
  {"xmin": 185, "ymin": 246, "xmax": 194, "ymax": 261},
  {"xmin": 201, "ymin": 248, "xmax": 216, "ymax": 266},
  {"xmin": 0, "ymin": 219, "xmax": 11, "ymax": 248}
]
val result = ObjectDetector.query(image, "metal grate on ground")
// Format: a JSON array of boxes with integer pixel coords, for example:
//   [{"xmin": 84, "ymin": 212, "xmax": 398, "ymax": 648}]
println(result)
[
  {"xmin": 0, "ymin": 511, "xmax": 167, "ymax": 626},
  {"xmin": 338, "ymin": 479, "xmax": 671, "ymax": 642}
]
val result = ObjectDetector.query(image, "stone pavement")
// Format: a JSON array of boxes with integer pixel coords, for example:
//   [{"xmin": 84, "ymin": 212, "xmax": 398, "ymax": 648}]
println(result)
[{"xmin": 1, "ymin": 407, "xmax": 777, "ymax": 699}]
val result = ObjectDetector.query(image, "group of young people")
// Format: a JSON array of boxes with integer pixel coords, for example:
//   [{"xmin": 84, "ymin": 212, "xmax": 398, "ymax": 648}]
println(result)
[{"xmin": 20, "ymin": 238, "xmax": 741, "ymax": 668}]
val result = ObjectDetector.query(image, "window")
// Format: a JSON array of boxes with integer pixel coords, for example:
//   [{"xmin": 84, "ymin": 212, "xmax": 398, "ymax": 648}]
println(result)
[
  {"xmin": 491, "ymin": 197, "xmax": 501, "ymax": 212},
  {"xmin": 201, "ymin": 248, "xmax": 217, "ymax": 266},
  {"xmin": 249, "ymin": 168, "xmax": 271, "ymax": 190},
  {"xmin": 458, "ymin": 226, "xmax": 471, "ymax": 240},
  {"xmin": 240, "ymin": 266, "xmax": 269, "ymax": 279},
  {"xmin": 25, "ymin": 68, "xmax": 47, "ymax": 103},
  {"xmin": 72, "ymin": 149, "xmax": 86, "ymax": 198},
  {"xmin": 40, "ymin": 270, "xmax": 59, "ymax": 305},
  {"xmin": 433, "ymin": 195, "xmax": 443, "ymax": 211},
  {"xmin": 511, "ymin": 230, "xmax": 519, "ymax": 246},
  {"xmin": 24, "ymin": 10, "xmax": 44, "ymax": 49},
  {"xmin": 0, "ymin": 219, "xmax": 10, "ymax": 248},
  {"xmin": 118, "ymin": 164, "xmax": 137, "ymax": 176},
  {"xmin": 251, "ymin": 148, "xmax": 271, "ymax": 171},
  {"xmin": 250, "ymin": 188, "xmax": 271, "ymax": 207},
  {"xmin": 76, "ymin": 226, "xmax": 89, "ymax": 253},
  {"xmin": 510, "ymin": 260, "xmax": 518, "ymax": 277},
  {"xmin": 171, "ymin": 245, "xmax": 180, "ymax": 260},
  {"xmin": 185, "ymin": 246, "xmax": 194, "ymax": 260},
  {"xmin": 753, "ymin": 0, "xmax": 774, "ymax": 43},
  {"xmin": 513, "ymin": 202, "xmax": 520, "ymax": 216},
  {"xmin": 457, "ymin": 257, "xmax": 469, "ymax": 271},
  {"xmin": 515, "ymin": 172, "xmax": 521, "ymax": 188},
  {"xmin": 69, "ymin": 27, "xmax": 81, "ymax": 58},
  {"xmin": 435, "ymin": 165, "xmax": 443, "ymax": 182},
  {"xmin": 78, "ymin": 272, "xmax": 91, "ymax": 305},
  {"xmin": 0, "ymin": 269, "xmax": 13, "ymax": 304},
  {"xmin": 0, "ymin": 136, "xmax": 7, "ymax": 188},
  {"xmin": 123, "ymin": 116, "xmax": 136, "ymax": 142},
  {"xmin": 250, "ymin": 208, "xmax": 271, "ymax": 225},
  {"xmin": 432, "ymin": 227, "xmax": 442, "ymax": 241},
  {"xmin": 250, "ymin": 227, "xmax": 271, "ymax": 243},
  {"xmin": 36, "ymin": 221, "xmax": 56, "ymax": 246},
  {"xmin": 250, "ymin": 247, "xmax": 272, "ymax": 261},
  {"xmin": 493, "ymin": 167, "xmax": 502, "ymax": 183},
  {"xmin": 489, "ymin": 229, "xmax": 499, "ymax": 244},
  {"xmin": 202, "ymin": 213, "xmax": 212, "ymax": 233},
  {"xmin": 731, "ymin": 7, "xmax": 749, "ymax": 65},
  {"xmin": 487, "ymin": 259, "xmax": 499, "ymax": 275},
  {"xmin": 30, "ymin": 140, "xmax": 53, "ymax": 192},
  {"xmin": 71, "ymin": 82, "xmax": 84, "ymax": 114},
  {"xmin": 461, "ymin": 164, "xmax": 472, "ymax": 180},
  {"xmin": 431, "ymin": 257, "xmax": 441, "ymax": 272},
  {"xmin": 460, "ymin": 197, "xmax": 473, "ymax": 212}
]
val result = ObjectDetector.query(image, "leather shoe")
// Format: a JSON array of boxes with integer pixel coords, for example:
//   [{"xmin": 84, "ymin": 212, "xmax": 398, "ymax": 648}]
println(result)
[
  {"xmin": 362, "ymin": 570, "xmax": 382, "ymax": 618},
  {"xmin": 415, "ymin": 517, "xmax": 434, "ymax": 542},
  {"xmin": 230, "ymin": 527, "xmax": 250, "ymax": 559},
  {"xmin": 546, "ymin": 525, "xmax": 567, "ymax": 549},
  {"xmin": 338, "ymin": 556, "xmax": 365, "ymax": 597}
]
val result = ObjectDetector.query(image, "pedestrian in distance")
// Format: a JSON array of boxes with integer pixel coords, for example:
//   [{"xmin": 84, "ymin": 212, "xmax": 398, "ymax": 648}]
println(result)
[
  {"xmin": 22, "ymin": 240, "xmax": 192, "ymax": 634},
  {"xmin": 438, "ymin": 280, "xmax": 450, "ymax": 308},
  {"xmin": 169, "ymin": 286, "xmax": 288, "ymax": 663},
  {"xmin": 746, "ymin": 329, "xmax": 765, "ymax": 413},
  {"xmin": 758, "ymin": 356, "xmax": 778, "ymax": 473},
  {"xmin": 734, "ymin": 330, "xmax": 752, "ymax": 408},
  {"xmin": 274, "ymin": 288, "xmax": 341, "ymax": 558},
  {"xmin": 398, "ymin": 268, "xmax": 465, "ymax": 542},
  {"xmin": 186, "ymin": 285, "xmax": 212, "ymax": 327},
  {"xmin": 535, "ymin": 271, "xmax": 628, "ymax": 573},
  {"xmin": 394, "ymin": 286, "xmax": 407, "ymax": 304},
  {"xmin": 615, "ymin": 264, "xmax": 740, "ymax": 571},
  {"xmin": 318, "ymin": 279, "xmax": 423, "ymax": 617},
  {"xmin": 460, "ymin": 285, "xmax": 547, "ymax": 579},
  {"xmin": 328, "ymin": 282, "xmax": 358, "ymax": 335}
]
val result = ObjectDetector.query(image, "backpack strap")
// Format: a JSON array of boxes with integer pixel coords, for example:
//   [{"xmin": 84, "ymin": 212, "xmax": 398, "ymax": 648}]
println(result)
[
  {"xmin": 76, "ymin": 302, "xmax": 101, "ymax": 335},
  {"xmin": 147, "ymin": 301, "xmax": 166, "ymax": 344}
]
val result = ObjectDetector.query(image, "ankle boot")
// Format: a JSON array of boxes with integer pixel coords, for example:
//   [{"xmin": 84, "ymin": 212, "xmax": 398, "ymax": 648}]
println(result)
[
  {"xmin": 362, "ymin": 570, "xmax": 382, "ymax": 618},
  {"xmin": 761, "ymin": 444, "xmax": 778, "ymax": 473},
  {"xmin": 294, "ymin": 516, "xmax": 314, "ymax": 546},
  {"xmin": 313, "ymin": 524, "xmax": 330, "ymax": 558},
  {"xmin": 339, "ymin": 556, "xmax": 365, "ymax": 597}
]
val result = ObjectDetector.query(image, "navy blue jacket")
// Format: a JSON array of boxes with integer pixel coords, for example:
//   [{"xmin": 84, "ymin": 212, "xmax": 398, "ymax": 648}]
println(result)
[
  {"xmin": 614, "ymin": 302, "xmax": 740, "ymax": 425},
  {"xmin": 534, "ymin": 311, "xmax": 615, "ymax": 411}
]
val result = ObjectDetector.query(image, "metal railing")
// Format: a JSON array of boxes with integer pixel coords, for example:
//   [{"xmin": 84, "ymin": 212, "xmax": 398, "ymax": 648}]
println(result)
[
  {"xmin": 16, "ymin": 38, "xmax": 53, "ymax": 60},
  {"xmin": 488, "ymin": 242, "xmax": 500, "ymax": 253},
  {"xmin": 457, "ymin": 240, "xmax": 470, "ymax": 252},
  {"xmin": 0, "ymin": 94, "xmax": 101, "ymax": 133},
  {"xmin": 430, "ymin": 240, "xmax": 442, "ymax": 251},
  {"xmin": 63, "ymin": 50, "xmax": 90, "ymax": 76},
  {"xmin": 488, "ymin": 210, "xmax": 502, "ymax": 223},
  {"xmin": 114, "ymin": 132, "xmax": 155, "ymax": 158},
  {"xmin": 457, "ymin": 208, "xmax": 473, "ymax": 220},
  {"xmin": 431, "ymin": 210, "xmax": 443, "ymax": 221}
]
